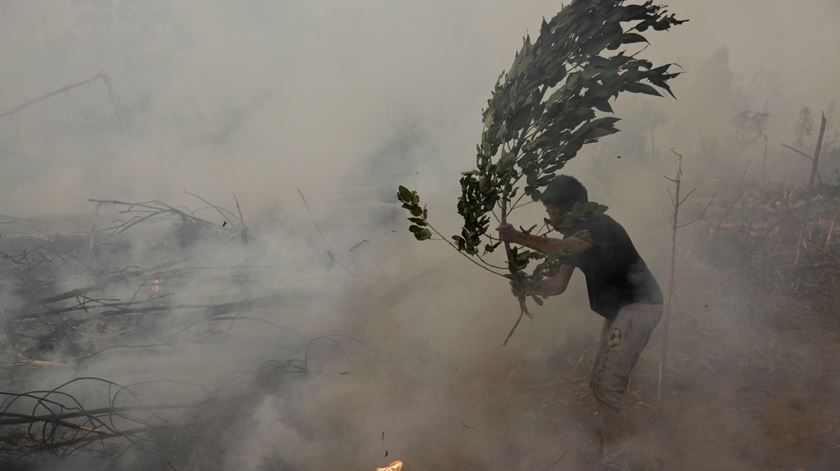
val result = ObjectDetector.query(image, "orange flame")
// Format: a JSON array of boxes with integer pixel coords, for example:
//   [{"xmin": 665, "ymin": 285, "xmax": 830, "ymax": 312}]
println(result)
[{"xmin": 375, "ymin": 460, "xmax": 404, "ymax": 471}]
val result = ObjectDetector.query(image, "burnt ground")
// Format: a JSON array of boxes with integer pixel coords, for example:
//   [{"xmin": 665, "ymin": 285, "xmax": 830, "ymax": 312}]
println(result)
[
  {"xmin": 481, "ymin": 265, "xmax": 840, "ymax": 471},
  {"xmin": 393, "ymin": 267, "xmax": 840, "ymax": 471},
  {"xmin": 416, "ymin": 188, "xmax": 840, "ymax": 471},
  {"xmin": 380, "ymin": 182, "xmax": 840, "ymax": 471},
  {"xmin": 1, "ymin": 183, "xmax": 839, "ymax": 471}
]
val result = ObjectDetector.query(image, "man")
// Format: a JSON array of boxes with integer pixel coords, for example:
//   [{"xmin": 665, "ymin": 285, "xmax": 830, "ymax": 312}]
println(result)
[{"xmin": 496, "ymin": 175, "xmax": 663, "ymax": 471}]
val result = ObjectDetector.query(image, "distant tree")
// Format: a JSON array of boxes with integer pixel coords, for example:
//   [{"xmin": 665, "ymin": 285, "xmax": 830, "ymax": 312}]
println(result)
[
  {"xmin": 795, "ymin": 107, "xmax": 814, "ymax": 148},
  {"xmin": 735, "ymin": 110, "xmax": 769, "ymax": 145}
]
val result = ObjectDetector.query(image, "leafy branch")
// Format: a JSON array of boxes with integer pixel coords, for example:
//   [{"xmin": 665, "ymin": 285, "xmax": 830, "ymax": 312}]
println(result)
[
  {"xmin": 398, "ymin": 0, "xmax": 686, "ymax": 344},
  {"xmin": 398, "ymin": 186, "xmax": 507, "ymax": 278}
]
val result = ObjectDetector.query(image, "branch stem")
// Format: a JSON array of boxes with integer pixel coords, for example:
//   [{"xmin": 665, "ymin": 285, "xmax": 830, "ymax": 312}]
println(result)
[
  {"xmin": 502, "ymin": 306, "xmax": 528, "ymax": 346},
  {"xmin": 426, "ymin": 223, "xmax": 507, "ymax": 278}
]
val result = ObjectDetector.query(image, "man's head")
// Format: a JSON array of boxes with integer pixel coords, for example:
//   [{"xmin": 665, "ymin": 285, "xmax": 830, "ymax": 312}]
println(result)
[{"xmin": 540, "ymin": 175, "xmax": 588, "ymax": 221}]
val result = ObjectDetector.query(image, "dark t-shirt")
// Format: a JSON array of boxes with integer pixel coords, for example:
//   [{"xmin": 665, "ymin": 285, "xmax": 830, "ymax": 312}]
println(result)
[{"xmin": 563, "ymin": 213, "xmax": 662, "ymax": 320}]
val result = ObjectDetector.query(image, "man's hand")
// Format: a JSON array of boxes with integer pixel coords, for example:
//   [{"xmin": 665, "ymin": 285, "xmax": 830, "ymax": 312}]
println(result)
[
  {"xmin": 510, "ymin": 278, "xmax": 531, "ymax": 298},
  {"xmin": 510, "ymin": 265, "xmax": 575, "ymax": 299},
  {"xmin": 496, "ymin": 224, "xmax": 521, "ymax": 243}
]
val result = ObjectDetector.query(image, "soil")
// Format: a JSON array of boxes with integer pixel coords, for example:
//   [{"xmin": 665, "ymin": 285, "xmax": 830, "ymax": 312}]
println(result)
[{"xmin": 438, "ymin": 224, "xmax": 840, "ymax": 471}]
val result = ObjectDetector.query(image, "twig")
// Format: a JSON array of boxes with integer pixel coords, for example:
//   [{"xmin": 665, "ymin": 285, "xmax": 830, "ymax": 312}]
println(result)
[
  {"xmin": 823, "ymin": 220, "xmax": 835, "ymax": 247},
  {"xmin": 0, "ymin": 404, "xmax": 194, "ymax": 426},
  {"xmin": 658, "ymin": 148, "xmax": 682, "ymax": 403},
  {"xmin": 348, "ymin": 239, "xmax": 369, "ymax": 253},
  {"xmin": 499, "ymin": 177, "xmax": 533, "ymax": 346},
  {"xmin": 808, "ymin": 112, "xmax": 828, "ymax": 191},
  {"xmin": 677, "ymin": 192, "xmax": 717, "ymax": 229},
  {"xmin": 99, "ymin": 72, "xmax": 128, "ymax": 140},
  {"xmin": 543, "ymin": 450, "xmax": 568, "ymax": 471},
  {"xmin": 0, "ymin": 376, "xmax": 195, "ymax": 462},
  {"xmin": 184, "ymin": 191, "xmax": 240, "ymax": 227},
  {"xmin": 425, "ymin": 223, "xmax": 506, "ymax": 278},
  {"xmin": 502, "ymin": 306, "xmax": 528, "ymax": 347},
  {"xmin": 0, "ymin": 73, "xmax": 103, "ymax": 118},
  {"xmin": 13, "ymin": 353, "xmax": 71, "ymax": 368},
  {"xmin": 795, "ymin": 111, "xmax": 828, "ymax": 267},
  {"xmin": 86, "ymin": 225, "xmax": 97, "ymax": 260},
  {"xmin": 296, "ymin": 188, "xmax": 350, "ymax": 274},
  {"xmin": 89, "ymin": 198, "xmax": 224, "ymax": 239},
  {"xmin": 709, "ymin": 164, "xmax": 750, "ymax": 240},
  {"xmin": 782, "ymin": 143, "xmax": 813, "ymax": 161},
  {"xmin": 762, "ymin": 134, "xmax": 767, "ymax": 184},
  {"xmin": 233, "ymin": 193, "xmax": 248, "ymax": 243}
]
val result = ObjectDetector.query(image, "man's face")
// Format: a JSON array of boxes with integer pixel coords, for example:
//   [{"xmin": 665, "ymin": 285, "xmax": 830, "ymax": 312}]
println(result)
[{"xmin": 544, "ymin": 203, "xmax": 565, "ymax": 224}]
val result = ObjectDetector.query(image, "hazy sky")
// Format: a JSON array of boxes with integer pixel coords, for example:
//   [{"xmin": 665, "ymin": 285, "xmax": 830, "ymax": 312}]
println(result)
[
  {"xmin": 0, "ymin": 0, "xmax": 836, "ymax": 217},
  {"xmin": 1, "ymin": 2, "xmax": 838, "ymax": 469}
]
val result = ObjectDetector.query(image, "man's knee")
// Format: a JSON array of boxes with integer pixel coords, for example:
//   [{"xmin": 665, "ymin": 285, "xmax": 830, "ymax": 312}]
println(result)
[{"xmin": 591, "ymin": 376, "xmax": 625, "ymax": 410}]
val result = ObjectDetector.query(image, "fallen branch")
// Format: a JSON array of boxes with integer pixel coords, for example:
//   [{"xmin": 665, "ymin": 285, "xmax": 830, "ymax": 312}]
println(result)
[{"xmin": 0, "ymin": 73, "xmax": 103, "ymax": 118}]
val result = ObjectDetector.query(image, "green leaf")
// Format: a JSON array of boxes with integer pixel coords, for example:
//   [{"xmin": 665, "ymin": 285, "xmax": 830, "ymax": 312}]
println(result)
[
  {"xmin": 397, "ymin": 185, "xmax": 413, "ymax": 203},
  {"xmin": 621, "ymin": 33, "xmax": 648, "ymax": 44},
  {"xmin": 409, "ymin": 225, "xmax": 432, "ymax": 241},
  {"xmin": 484, "ymin": 241, "xmax": 502, "ymax": 254},
  {"xmin": 586, "ymin": 125, "xmax": 619, "ymax": 139},
  {"xmin": 498, "ymin": 150, "xmax": 516, "ymax": 173},
  {"xmin": 592, "ymin": 98, "xmax": 613, "ymax": 113},
  {"xmin": 623, "ymin": 82, "xmax": 662, "ymax": 96}
]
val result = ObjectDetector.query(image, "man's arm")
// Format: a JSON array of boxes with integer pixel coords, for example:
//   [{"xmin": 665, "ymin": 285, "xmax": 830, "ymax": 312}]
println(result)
[
  {"xmin": 496, "ymin": 224, "xmax": 592, "ymax": 255},
  {"xmin": 539, "ymin": 264, "xmax": 575, "ymax": 295},
  {"xmin": 513, "ymin": 264, "xmax": 575, "ymax": 297}
]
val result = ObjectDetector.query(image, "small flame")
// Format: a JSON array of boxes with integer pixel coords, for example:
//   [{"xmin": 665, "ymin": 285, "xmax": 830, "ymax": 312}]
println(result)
[{"xmin": 375, "ymin": 460, "xmax": 404, "ymax": 471}]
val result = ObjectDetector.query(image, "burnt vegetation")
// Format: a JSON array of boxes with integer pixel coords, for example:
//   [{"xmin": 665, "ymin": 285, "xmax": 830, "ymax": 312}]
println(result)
[{"xmin": 1, "ymin": 1, "xmax": 840, "ymax": 470}]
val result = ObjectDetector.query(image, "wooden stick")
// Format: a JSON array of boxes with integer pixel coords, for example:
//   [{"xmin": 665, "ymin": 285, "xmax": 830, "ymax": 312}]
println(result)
[
  {"xmin": 782, "ymin": 143, "xmax": 814, "ymax": 161},
  {"xmin": 13, "ymin": 353, "xmax": 71, "ymax": 368},
  {"xmin": 296, "ymin": 188, "xmax": 350, "ymax": 274},
  {"xmin": 100, "ymin": 72, "xmax": 128, "ymax": 139},
  {"xmin": 824, "ymin": 220, "xmax": 835, "ymax": 247},
  {"xmin": 86, "ymin": 225, "xmax": 97, "ymax": 260},
  {"xmin": 499, "ymin": 180, "xmax": 532, "ymax": 347},
  {"xmin": 502, "ymin": 306, "xmax": 528, "ymax": 347},
  {"xmin": 796, "ymin": 112, "xmax": 828, "ymax": 267},
  {"xmin": 233, "ymin": 193, "xmax": 248, "ymax": 243},
  {"xmin": 0, "ymin": 73, "xmax": 103, "ymax": 118},
  {"xmin": 808, "ymin": 112, "xmax": 828, "ymax": 191},
  {"xmin": 658, "ymin": 149, "xmax": 682, "ymax": 404},
  {"xmin": 762, "ymin": 134, "xmax": 768, "ymax": 184}
]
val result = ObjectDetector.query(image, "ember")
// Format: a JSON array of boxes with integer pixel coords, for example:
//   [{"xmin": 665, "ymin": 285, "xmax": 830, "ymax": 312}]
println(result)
[{"xmin": 375, "ymin": 460, "xmax": 404, "ymax": 471}]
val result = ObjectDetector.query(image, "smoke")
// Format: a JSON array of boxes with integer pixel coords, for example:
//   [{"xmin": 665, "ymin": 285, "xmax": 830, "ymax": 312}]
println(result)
[{"xmin": 1, "ymin": 1, "xmax": 839, "ymax": 470}]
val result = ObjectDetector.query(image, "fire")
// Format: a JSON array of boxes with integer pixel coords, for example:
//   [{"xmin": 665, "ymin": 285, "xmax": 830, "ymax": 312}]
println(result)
[{"xmin": 375, "ymin": 460, "xmax": 404, "ymax": 471}]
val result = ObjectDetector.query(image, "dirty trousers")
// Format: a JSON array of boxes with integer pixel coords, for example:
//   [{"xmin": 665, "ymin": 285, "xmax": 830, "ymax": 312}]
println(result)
[{"xmin": 590, "ymin": 303, "xmax": 662, "ymax": 471}]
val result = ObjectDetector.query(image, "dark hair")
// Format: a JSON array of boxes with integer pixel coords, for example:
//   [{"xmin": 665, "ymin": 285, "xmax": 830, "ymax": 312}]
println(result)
[{"xmin": 540, "ymin": 175, "xmax": 588, "ymax": 208}]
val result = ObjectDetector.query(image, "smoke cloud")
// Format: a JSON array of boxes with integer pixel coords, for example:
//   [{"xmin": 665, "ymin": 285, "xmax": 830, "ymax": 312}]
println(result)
[{"xmin": 1, "ymin": 1, "xmax": 838, "ymax": 470}]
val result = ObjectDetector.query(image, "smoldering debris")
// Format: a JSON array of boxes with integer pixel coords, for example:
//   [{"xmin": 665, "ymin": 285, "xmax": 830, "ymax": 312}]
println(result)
[
  {"xmin": 3, "ymin": 196, "xmax": 252, "ymax": 359},
  {"xmin": 3, "ymin": 178, "xmax": 839, "ymax": 471},
  {"xmin": 695, "ymin": 180, "xmax": 840, "ymax": 295},
  {"xmin": 0, "ymin": 195, "xmax": 365, "ymax": 470}
]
